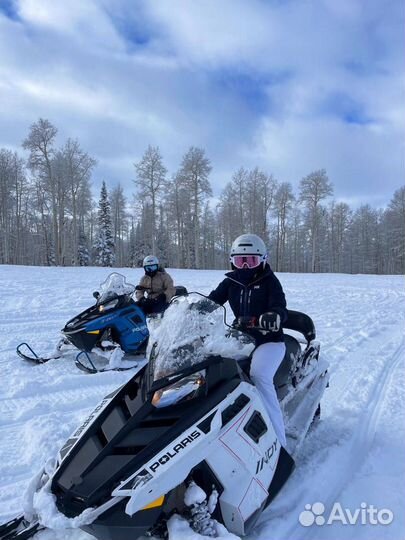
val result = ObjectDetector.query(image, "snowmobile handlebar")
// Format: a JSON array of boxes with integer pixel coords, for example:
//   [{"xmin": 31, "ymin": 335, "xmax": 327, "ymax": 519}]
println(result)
[
  {"xmin": 232, "ymin": 316, "xmax": 276, "ymax": 332},
  {"xmin": 235, "ymin": 315, "xmax": 258, "ymax": 328},
  {"xmin": 177, "ymin": 291, "xmax": 257, "ymax": 343},
  {"xmin": 135, "ymin": 285, "xmax": 167, "ymax": 295}
]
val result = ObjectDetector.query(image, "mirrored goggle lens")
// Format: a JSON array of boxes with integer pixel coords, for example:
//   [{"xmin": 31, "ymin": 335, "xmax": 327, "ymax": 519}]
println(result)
[
  {"xmin": 145, "ymin": 264, "xmax": 158, "ymax": 272},
  {"xmin": 231, "ymin": 255, "xmax": 261, "ymax": 269}
]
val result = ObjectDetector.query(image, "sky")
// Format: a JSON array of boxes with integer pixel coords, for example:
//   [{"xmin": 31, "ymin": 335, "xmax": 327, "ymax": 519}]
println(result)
[{"xmin": 0, "ymin": 0, "xmax": 404, "ymax": 207}]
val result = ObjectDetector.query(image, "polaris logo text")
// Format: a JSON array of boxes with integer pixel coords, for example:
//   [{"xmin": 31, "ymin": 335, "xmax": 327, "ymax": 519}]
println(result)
[
  {"xmin": 256, "ymin": 439, "xmax": 278, "ymax": 473},
  {"xmin": 149, "ymin": 430, "xmax": 201, "ymax": 473},
  {"xmin": 132, "ymin": 324, "xmax": 147, "ymax": 333}
]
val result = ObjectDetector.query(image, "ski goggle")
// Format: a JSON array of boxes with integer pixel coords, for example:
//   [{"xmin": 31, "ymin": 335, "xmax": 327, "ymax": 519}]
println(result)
[
  {"xmin": 144, "ymin": 264, "xmax": 158, "ymax": 272},
  {"xmin": 231, "ymin": 255, "xmax": 262, "ymax": 269}
]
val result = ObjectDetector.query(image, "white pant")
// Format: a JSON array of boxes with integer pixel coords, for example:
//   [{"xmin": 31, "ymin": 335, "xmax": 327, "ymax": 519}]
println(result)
[{"xmin": 250, "ymin": 342, "xmax": 287, "ymax": 447}]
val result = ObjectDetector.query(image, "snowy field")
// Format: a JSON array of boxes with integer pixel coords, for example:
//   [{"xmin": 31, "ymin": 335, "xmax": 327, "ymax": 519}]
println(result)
[{"xmin": 0, "ymin": 265, "xmax": 404, "ymax": 540}]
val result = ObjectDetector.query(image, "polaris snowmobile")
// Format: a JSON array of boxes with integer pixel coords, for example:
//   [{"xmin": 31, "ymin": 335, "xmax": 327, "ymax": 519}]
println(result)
[
  {"xmin": 1, "ymin": 293, "xmax": 329, "ymax": 540},
  {"xmin": 16, "ymin": 273, "xmax": 150, "ymax": 373}
]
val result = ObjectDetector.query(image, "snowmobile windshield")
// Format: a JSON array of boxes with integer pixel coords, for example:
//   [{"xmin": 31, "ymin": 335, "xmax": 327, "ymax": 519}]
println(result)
[
  {"xmin": 150, "ymin": 293, "xmax": 254, "ymax": 382},
  {"xmin": 97, "ymin": 273, "xmax": 136, "ymax": 304}
]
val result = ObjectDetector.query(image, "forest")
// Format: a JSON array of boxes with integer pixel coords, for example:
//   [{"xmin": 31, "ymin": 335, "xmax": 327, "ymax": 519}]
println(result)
[{"xmin": 0, "ymin": 118, "xmax": 404, "ymax": 274}]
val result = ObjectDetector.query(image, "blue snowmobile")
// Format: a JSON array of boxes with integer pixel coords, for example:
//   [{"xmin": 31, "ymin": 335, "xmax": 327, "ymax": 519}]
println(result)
[{"xmin": 17, "ymin": 273, "xmax": 150, "ymax": 374}]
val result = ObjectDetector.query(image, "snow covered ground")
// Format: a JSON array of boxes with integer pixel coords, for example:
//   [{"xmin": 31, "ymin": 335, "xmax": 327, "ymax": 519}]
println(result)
[{"xmin": 0, "ymin": 265, "xmax": 404, "ymax": 540}]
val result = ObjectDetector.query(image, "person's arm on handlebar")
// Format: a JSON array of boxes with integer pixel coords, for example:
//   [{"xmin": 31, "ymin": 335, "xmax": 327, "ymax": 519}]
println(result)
[{"xmin": 207, "ymin": 278, "xmax": 230, "ymax": 306}]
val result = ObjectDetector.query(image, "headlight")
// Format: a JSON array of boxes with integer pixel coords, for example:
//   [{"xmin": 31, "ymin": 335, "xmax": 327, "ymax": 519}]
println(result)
[
  {"xmin": 152, "ymin": 372, "xmax": 206, "ymax": 408},
  {"xmin": 99, "ymin": 299, "xmax": 119, "ymax": 312}
]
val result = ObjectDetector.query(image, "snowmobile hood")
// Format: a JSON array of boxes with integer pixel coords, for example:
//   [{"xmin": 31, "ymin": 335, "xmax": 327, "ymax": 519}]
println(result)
[{"xmin": 51, "ymin": 356, "xmax": 245, "ymax": 517}]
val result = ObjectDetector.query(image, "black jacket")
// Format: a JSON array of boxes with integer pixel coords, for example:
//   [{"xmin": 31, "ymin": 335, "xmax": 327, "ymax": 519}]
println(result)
[{"xmin": 208, "ymin": 264, "xmax": 287, "ymax": 344}]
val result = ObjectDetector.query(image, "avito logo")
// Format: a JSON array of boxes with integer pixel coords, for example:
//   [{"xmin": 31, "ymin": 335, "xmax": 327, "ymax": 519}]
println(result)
[{"xmin": 299, "ymin": 502, "xmax": 394, "ymax": 527}]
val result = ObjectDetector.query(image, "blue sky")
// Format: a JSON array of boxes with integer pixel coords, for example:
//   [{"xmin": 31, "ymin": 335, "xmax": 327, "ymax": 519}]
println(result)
[{"xmin": 0, "ymin": 0, "xmax": 403, "ymax": 206}]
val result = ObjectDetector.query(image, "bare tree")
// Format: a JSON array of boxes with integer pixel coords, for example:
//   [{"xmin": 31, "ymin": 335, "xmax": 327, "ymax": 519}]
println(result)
[
  {"xmin": 230, "ymin": 167, "xmax": 249, "ymax": 233},
  {"xmin": 0, "ymin": 149, "xmax": 15, "ymax": 263},
  {"xmin": 386, "ymin": 186, "xmax": 405, "ymax": 272},
  {"xmin": 176, "ymin": 147, "xmax": 212, "ymax": 268},
  {"xmin": 274, "ymin": 182, "xmax": 294, "ymax": 271},
  {"xmin": 299, "ymin": 169, "xmax": 333, "ymax": 272},
  {"xmin": 62, "ymin": 138, "xmax": 96, "ymax": 265},
  {"xmin": 329, "ymin": 201, "xmax": 351, "ymax": 272},
  {"xmin": 110, "ymin": 184, "xmax": 128, "ymax": 266},
  {"xmin": 22, "ymin": 118, "xmax": 59, "ymax": 263},
  {"xmin": 134, "ymin": 146, "xmax": 167, "ymax": 253}
]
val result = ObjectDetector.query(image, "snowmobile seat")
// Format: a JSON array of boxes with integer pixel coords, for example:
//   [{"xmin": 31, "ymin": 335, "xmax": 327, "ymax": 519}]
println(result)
[{"xmin": 283, "ymin": 309, "xmax": 316, "ymax": 344}]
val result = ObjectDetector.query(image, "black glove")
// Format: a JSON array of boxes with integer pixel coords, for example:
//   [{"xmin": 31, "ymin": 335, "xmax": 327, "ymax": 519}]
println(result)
[
  {"xmin": 137, "ymin": 296, "xmax": 147, "ymax": 306},
  {"xmin": 135, "ymin": 285, "xmax": 148, "ymax": 292},
  {"xmin": 259, "ymin": 312, "xmax": 281, "ymax": 332}
]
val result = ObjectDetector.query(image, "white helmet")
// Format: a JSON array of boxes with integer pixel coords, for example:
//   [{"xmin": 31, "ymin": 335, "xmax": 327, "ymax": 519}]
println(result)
[
  {"xmin": 230, "ymin": 234, "xmax": 268, "ymax": 267},
  {"xmin": 143, "ymin": 255, "xmax": 159, "ymax": 267}
]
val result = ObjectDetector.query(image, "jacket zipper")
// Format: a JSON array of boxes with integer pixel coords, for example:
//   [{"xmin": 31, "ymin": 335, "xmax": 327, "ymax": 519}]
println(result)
[
  {"xmin": 247, "ymin": 289, "xmax": 252, "ymax": 311},
  {"xmin": 229, "ymin": 276, "xmax": 261, "ymax": 316}
]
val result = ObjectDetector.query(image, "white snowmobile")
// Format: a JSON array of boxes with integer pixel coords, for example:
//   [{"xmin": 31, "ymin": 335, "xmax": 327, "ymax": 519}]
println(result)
[{"xmin": 0, "ymin": 293, "xmax": 329, "ymax": 540}]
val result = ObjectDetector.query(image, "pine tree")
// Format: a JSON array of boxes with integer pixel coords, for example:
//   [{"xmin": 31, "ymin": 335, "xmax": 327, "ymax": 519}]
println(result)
[
  {"xmin": 78, "ymin": 227, "xmax": 90, "ymax": 266},
  {"xmin": 93, "ymin": 181, "xmax": 115, "ymax": 267}
]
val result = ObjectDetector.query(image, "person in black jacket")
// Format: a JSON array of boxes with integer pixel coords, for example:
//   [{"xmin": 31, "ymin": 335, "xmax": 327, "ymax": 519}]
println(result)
[{"xmin": 208, "ymin": 233, "xmax": 287, "ymax": 447}]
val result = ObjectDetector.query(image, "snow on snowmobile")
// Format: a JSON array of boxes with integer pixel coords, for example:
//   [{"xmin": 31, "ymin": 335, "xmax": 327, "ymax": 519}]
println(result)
[
  {"xmin": 1, "ymin": 293, "xmax": 329, "ymax": 540},
  {"xmin": 16, "ymin": 273, "xmax": 150, "ymax": 374}
]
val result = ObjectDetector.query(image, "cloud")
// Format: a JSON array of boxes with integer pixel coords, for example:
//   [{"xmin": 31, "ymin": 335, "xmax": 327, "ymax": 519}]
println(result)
[
  {"xmin": 249, "ymin": 115, "xmax": 403, "ymax": 204},
  {"xmin": 0, "ymin": 0, "xmax": 403, "ymax": 206},
  {"xmin": 17, "ymin": 0, "xmax": 123, "ymax": 51}
]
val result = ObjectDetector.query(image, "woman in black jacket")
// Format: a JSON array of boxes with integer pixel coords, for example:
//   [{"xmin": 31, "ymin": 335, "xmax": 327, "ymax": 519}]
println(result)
[{"xmin": 208, "ymin": 233, "xmax": 287, "ymax": 447}]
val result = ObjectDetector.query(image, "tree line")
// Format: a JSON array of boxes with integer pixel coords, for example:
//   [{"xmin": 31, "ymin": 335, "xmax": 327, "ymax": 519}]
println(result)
[{"xmin": 0, "ymin": 118, "xmax": 404, "ymax": 274}]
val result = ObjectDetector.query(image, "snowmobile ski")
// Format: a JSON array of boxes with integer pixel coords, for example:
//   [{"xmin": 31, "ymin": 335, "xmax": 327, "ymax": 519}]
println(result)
[
  {"xmin": 75, "ymin": 350, "xmax": 146, "ymax": 374},
  {"xmin": 0, "ymin": 515, "xmax": 42, "ymax": 540},
  {"xmin": 16, "ymin": 342, "xmax": 61, "ymax": 364}
]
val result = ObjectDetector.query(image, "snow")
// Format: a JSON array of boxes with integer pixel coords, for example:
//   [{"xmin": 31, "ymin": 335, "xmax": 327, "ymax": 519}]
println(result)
[
  {"xmin": 152, "ymin": 294, "xmax": 253, "ymax": 380},
  {"xmin": 0, "ymin": 265, "xmax": 404, "ymax": 540},
  {"xmin": 167, "ymin": 514, "xmax": 239, "ymax": 539},
  {"xmin": 184, "ymin": 482, "xmax": 207, "ymax": 507}
]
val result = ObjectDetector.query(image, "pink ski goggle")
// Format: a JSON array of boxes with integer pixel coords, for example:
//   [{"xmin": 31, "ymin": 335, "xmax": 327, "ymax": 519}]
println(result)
[{"xmin": 231, "ymin": 254, "xmax": 262, "ymax": 269}]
